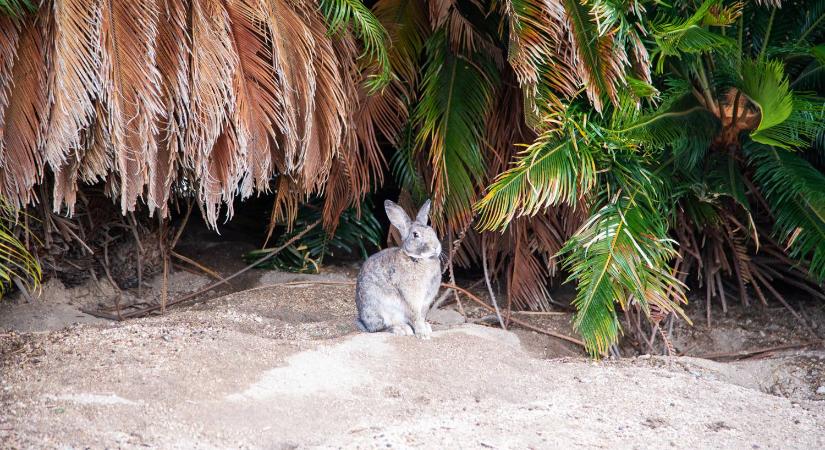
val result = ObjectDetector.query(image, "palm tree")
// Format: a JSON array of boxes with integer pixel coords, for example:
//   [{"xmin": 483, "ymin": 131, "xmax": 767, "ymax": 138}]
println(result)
[{"xmin": 478, "ymin": 0, "xmax": 825, "ymax": 354}]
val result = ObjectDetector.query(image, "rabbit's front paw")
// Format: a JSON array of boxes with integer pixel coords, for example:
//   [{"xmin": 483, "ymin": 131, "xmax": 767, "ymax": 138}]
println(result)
[
  {"xmin": 389, "ymin": 324, "xmax": 414, "ymax": 336},
  {"xmin": 414, "ymin": 321, "xmax": 432, "ymax": 339}
]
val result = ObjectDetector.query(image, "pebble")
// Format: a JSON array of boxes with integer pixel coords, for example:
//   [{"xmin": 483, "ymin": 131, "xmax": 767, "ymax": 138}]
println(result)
[{"xmin": 816, "ymin": 386, "xmax": 825, "ymax": 395}]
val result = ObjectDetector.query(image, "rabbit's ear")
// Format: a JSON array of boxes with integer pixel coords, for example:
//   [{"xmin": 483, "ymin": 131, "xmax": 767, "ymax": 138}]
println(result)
[
  {"xmin": 385, "ymin": 200, "xmax": 411, "ymax": 237},
  {"xmin": 415, "ymin": 199, "xmax": 432, "ymax": 224}
]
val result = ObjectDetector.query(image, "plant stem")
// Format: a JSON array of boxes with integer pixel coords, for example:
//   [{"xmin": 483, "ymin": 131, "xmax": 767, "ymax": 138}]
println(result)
[{"xmin": 758, "ymin": 8, "xmax": 775, "ymax": 62}]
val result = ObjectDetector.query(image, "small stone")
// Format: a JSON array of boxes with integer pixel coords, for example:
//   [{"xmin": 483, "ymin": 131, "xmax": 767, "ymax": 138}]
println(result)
[
  {"xmin": 815, "ymin": 386, "xmax": 825, "ymax": 395},
  {"xmin": 427, "ymin": 308, "xmax": 465, "ymax": 326}
]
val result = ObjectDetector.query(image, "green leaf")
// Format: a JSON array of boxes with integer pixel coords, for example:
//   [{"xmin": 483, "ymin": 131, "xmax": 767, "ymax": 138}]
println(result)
[
  {"xmin": 318, "ymin": 0, "xmax": 392, "ymax": 92},
  {"xmin": 740, "ymin": 59, "xmax": 795, "ymax": 147},
  {"xmin": 0, "ymin": 201, "xmax": 41, "ymax": 297},
  {"xmin": 749, "ymin": 144, "xmax": 825, "ymax": 281},
  {"xmin": 561, "ymin": 184, "xmax": 688, "ymax": 357},
  {"xmin": 414, "ymin": 31, "xmax": 498, "ymax": 226},
  {"xmin": 651, "ymin": 0, "xmax": 735, "ymax": 71},
  {"xmin": 475, "ymin": 108, "xmax": 597, "ymax": 231},
  {"xmin": 0, "ymin": 0, "xmax": 35, "ymax": 16}
]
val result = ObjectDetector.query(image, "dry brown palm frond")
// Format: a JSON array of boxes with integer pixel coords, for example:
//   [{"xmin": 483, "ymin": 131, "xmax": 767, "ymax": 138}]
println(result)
[
  {"xmin": 428, "ymin": 0, "xmax": 453, "ymax": 29},
  {"xmin": 298, "ymin": 4, "xmax": 349, "ymax": 193},
  {"xmin": 322, "ymin": 36, "xmax": 374, "ymax": 231},
  {"xmin": 98, "ymin": 0, "xmax": 163, "ymax": 213},
  {"xmin": 260, "ymin": 0, "xmax": 317, "ymax": 176},
  {"xmin": 264, "ymin": 175, "xmax": 301, "ymax": 245},
  {"xmin": 0, "ymin": 0, "xmax": 382, "ymax": 234},
  {"xmin": 501, "ymin": 0, "xmax": 578, "ymax": 106},
  {"xmin": 225, "ymin": 0, "xmax": 284, "ymax": 197},
  {"xmin": 0, "ymin": 14, "xmax": 47, "ymax": 209},
  {"xmin": 502, "ymin": 0, "xmax": 636, "ymax": 113},
  {"xmin": 322, "ymin": 156, "xmax": 353, "ymax": 231},
  {"xmin": 187, "ymin": 0, "xmax": 240, "ymax": 226},
  {"xmin": 150, "ymin": 0, "xmax": 191, "ymax": 216},
  {"xmin": 0, "ymin": 16, "xmax": 19, "ymax": 137},
  {"xmin": 507, "ymin": 218, "xmax": 552, "ymax": 311},
  {"xmin": 43, "ymin": 0, "xmax": 101, "ymax": 172}
]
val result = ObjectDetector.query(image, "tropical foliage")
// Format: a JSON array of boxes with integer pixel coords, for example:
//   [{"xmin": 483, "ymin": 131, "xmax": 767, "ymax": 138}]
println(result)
[
  {"xmin": 475, "ymin": 0, "xmax": 825, "ymax": 354},
  {"xmin": 1, "ymin": 0, "xmax": 824, "ymax": 355},
  {"xmin": 245, "ymin": 197, "xmax": 382, "ymax": 273},
  {"xmin": 0, "ymin": 200, "xmax": 40, "ymax": 296}
]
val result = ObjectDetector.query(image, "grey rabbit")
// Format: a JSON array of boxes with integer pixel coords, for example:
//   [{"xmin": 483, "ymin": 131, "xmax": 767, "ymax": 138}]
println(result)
[{"xmin": 355, "ymin": 199, "xmax": 442, "ymax": 338}]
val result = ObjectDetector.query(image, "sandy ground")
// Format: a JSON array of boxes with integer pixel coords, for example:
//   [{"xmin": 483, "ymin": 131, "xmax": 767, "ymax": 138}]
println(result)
[{"xmin": 2, "ymin": 259, "xmax": 825, "ymax": 448}]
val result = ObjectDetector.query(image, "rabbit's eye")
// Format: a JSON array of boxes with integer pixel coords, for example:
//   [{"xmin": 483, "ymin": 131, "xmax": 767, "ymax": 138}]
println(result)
[{"xmin": 412, "ymin": 231, "xmax": 420, "ymax": 239}]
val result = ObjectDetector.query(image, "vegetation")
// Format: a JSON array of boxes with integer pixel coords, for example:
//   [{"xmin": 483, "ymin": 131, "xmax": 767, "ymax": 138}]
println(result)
[
  {"xmin": 0, "ymin": 201, "xmax": 40, "ymax": 296},
  {"xmin": 245, "ymin": 198, "xmax": 382, "ymax": 273},
  {"xmin": 0, "ymin": 0, "xmax": 823, "ymax": 355}
]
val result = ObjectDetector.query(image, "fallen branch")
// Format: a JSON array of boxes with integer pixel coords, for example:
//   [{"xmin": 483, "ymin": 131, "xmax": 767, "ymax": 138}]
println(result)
[
  {"xmin": 440, "ymin": 283, "xmax": 585, "ymax": 348},
  {"xmin": 694, "ymin": 341, "xmax": 823, "ymax": 361},
  {"xmin": 170, "ymin": 251, "xmax": 232, "ymax": 287}
]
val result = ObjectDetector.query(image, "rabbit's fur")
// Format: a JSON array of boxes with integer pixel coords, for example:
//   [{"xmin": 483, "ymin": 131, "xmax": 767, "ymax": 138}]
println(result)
[{"xmin": 355, "ymin": 199, "xmax": 442, "ymax": 338}]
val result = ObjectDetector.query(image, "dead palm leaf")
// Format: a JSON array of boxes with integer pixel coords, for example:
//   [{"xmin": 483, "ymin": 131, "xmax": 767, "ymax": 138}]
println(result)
[{"xmin": 0, "ymin": 13, "xmax": 46, "ymax": 208}]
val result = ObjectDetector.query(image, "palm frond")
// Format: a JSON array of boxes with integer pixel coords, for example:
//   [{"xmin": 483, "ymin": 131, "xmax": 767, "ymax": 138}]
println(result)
[
  {"xmin": 507, "ymin": 218, "xmax": 553, "ymax": 311},
  {"xmin": 98, "ymin": 0, "xmax": 163, "ymax": 214},
  {"xmin": 563, "ymin": 0, "xmax": 628, "ymax": 111},
  {"xmin": 740, "ymin": 58, "xmax": 825, "ymax": 148},
  {"xmin": 150, "ymin": 0, "xmax": 190, "ymax": 217},
  {"xmin": 187, "ymin": 0, "xmax": 239, "ymax": 226},
  {"xmin": 502, "ymin": 0, "xmax": 577, "ymax": 114},
  {"xmin": 318, "ymin": 0, "xmax": 391, "ymax": 92},
  {"xmin": 0, "ymin": 0, "xmax": 35, "ymax": 17},
  {"xmin": 609, "ymin": 95, "xmax": 719, "ymax": 171},
  {"xmin": 0, "ymin": 14, "xmax": 47, "ymax": 209},
  {"xmin": 561, "ymin": 186, "xmax": 688, "ymax": 356},
  {"xmin": 43, "ymin": 0, "xmax": 101, "ymax": 172},
  {"xmin": 475, "ymin": 105, "xmax": 597, "ymax": 231},
  {"xmin": 414, "ymin": 31, "xmax": 498, "ymax": 229},
  {"xmin": 226, "ymin": 0, "xmax": 284, "ymax": 197},
  {"xmin": 651, "ymin": 0, "xmax": 736, "ymax": 72},
  {"xmin": 0, "ymin": 201, "xmax": 40, "ymax": 296},
  {"xmin": 749, "ymin": 144, "xmax": 825, "ymax": 281}
]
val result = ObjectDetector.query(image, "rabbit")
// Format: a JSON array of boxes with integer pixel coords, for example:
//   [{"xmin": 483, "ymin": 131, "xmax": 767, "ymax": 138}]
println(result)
[{"xmin": 355, "ymin": 199, "xmax": 442, "ymax": 339}]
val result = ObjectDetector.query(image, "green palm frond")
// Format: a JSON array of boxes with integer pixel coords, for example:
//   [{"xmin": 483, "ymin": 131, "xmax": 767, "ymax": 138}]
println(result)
[
  {"xmin": 795, "ymin": 0, "xmax": 825, "ymax": 46},
  {"xmin": 740, "ymin": 59, "xmax": 793, "ymax": 146},
  {"xmin": 0, "ymin": 0, "xmax": 35, "ymax": 16},
  {"xmin": 749, "ymin": 144, "xmax": 825, "ymax": 281},
  {"xmin": 561, "ymin": 185, "xmax": 688, "ymax": 357},
  {"xmin": 389, "ymin": 123, "xmax": 427, "ymax": 201},
  {"xmin": 740, "ymin": 59, "xmax": 825, "ymax": 148},
  {"xmin": 475, "ymin": 106, "xmax": 597, "ymax": 231},
  {"xmin": 651, "ymin": 0, "xmax": 736, "ymax": 72},
  {"xmin": 0, "ymin": 202, "xmax": 41, "ymax": 297},
  {"xmin": 609, "ymin": 99, "xmax": 719, "ymax": 170},
  {"xmin": 563, "ymin": 0, "xmax": 624, "ymax": 110},
  {"xmin": 414, "ymin": 31, "xmax": 498, "ymax": 227},
  {"xmin": 318, "ymin": 0, "xmax": 392, "ymax": 92}
]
